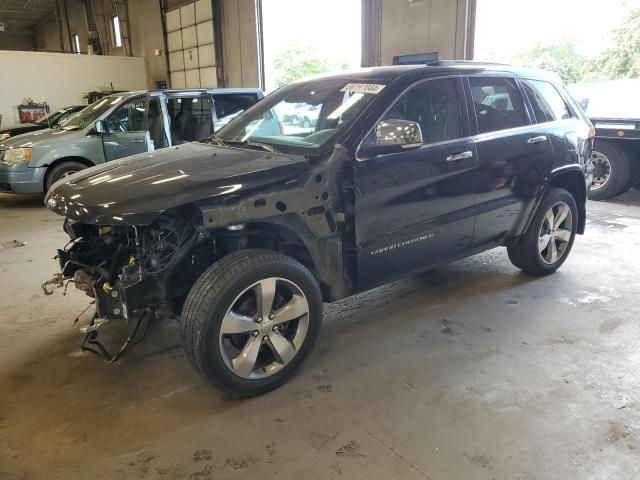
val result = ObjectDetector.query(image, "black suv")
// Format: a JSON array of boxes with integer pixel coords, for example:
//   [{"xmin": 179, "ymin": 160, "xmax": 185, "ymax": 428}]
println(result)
[{"xmin": 44, "ymin": 62, "xmax": 593, "ymax": 397}]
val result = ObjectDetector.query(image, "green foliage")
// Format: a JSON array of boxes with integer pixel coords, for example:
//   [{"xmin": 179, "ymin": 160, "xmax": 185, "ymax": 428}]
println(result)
[
  {"xmin": 274, "ymin": 47, "xmax": 330, "ymax": 88},
  {"xmin": 514, "ymin": 38, "xmax": 587, "ymax": 83},
  {"xmin": 583, "ymin": 9, "xmax": 640, "ymax": 81}
]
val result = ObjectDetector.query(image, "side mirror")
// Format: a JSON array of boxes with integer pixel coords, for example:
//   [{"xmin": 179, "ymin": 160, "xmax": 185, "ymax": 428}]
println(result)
[
  {"xmin": 94, "ymin": 120, "xmax": 106, "ymax": 134},
  {"xmin": 359, "ymin": 119, "xmax": 423, "ymax": 158}
]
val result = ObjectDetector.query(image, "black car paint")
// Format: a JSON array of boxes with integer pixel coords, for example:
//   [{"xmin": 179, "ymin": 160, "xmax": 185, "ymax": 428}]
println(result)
[
  {"xmin": 46, "ymin": 142, "xmax": 309, "ymax": 225},
  {"xmin": 46, "ymin": 64, "xmax": 591, "ymax": 303}
]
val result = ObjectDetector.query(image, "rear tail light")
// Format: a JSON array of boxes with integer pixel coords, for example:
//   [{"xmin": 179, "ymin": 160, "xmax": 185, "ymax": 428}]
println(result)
[{"xmin": 278, "ymin": 121, "xmax": 285, "ymax": 135}]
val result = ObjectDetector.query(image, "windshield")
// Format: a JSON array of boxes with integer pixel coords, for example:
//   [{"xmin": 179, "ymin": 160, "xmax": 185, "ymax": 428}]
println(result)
[
  {"xmin": 34, "ymin": 108, "xmax": 68, "ymax": 126},
  {"xmin": 568, "ymin": 80, "xmax": 640, "ymax": 119},
  {"xmin": 62, "ymin": 95, "xmax": 126, "ymax": 130},
  {"xmin": 214, "ymin": 79, "xmax": 384, "ymax": 153}
]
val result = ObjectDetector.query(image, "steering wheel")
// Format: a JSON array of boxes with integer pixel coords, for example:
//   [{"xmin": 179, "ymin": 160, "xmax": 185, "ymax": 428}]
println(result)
[{"xmin": 108, "ymin": 117, "xmax": 127, "ymax": 133}]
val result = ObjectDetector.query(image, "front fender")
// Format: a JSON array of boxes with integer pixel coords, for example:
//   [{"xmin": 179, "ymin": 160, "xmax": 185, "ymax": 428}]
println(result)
[{"xmin": 31, "ymin": 136, "xmax": 105, "ymax": 168}]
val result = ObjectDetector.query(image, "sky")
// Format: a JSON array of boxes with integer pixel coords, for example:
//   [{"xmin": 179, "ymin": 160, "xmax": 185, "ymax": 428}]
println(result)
[
  {"xmin": 474, "ymin": 0, "xmax": 640, "ymax": 61},
  {"xmin": 261, "ymin": 0, "xmax": 361, "ymax": 91}
]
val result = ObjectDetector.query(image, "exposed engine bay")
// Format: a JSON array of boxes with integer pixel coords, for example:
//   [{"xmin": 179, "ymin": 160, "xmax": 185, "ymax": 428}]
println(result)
[{"xmin": 42, "ymin": 210, "xmax": 207, "ymax": 361}]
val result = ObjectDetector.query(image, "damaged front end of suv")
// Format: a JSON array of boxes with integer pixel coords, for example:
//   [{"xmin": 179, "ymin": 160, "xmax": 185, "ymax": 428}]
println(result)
[
  {"xmin": 43, "ymin": 209, "xmax": 205, "ymax": 361},
  {"xmin": 42, "ymin": 134, "xmax": 353, "ymax": 366}
]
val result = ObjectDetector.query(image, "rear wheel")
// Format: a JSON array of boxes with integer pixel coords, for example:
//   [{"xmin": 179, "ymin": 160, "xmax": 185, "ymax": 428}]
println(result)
[
  {"xmin": 181, "ymin": 249, "xmax": 322, "ymax": 397},
  {"xmin": 45, "ymin": 161, "xmax": 87, "ymax": 192},
  {"xmin": 589, "ymin": 142, "xmax": 631, "ymax": 200},
  {"xmin": 507, "ymin": 187, "xmax": 578, "ymax": 276}
]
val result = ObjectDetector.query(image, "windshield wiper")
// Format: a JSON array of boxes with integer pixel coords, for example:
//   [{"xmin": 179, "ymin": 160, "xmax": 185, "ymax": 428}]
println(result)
[
  {"xmin": 209, "ymin": 135, "xmax": 227, "ymax": 147},
  {"xmin": 222, "ymin": 139, "xmax": 278, "ymax": 154}
]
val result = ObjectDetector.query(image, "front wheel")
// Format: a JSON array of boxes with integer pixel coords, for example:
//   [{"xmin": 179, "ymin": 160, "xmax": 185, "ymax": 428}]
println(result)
[
  {"xmin": 181, "ymin": 249, "xmax": 323, "ymax": 397},
  {"xmin": 45, "ymin": 161, "xmax": 87, "ymax": 192},
  {"xmin": 507, "ymin": 187, "xmax": 578, "ymax": 276}
]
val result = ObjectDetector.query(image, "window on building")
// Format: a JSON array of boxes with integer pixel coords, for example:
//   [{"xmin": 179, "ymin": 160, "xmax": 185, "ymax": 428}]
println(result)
[
  {"xmin": 73, "ymin": 34, "xmax": 80, "ymax": 53},
  {"xmin": 112, "ymin": 16, "xmax": 123, "ymax": 47}
]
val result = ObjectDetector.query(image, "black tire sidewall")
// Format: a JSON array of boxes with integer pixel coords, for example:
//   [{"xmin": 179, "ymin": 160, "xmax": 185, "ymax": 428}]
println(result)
[
  {"xmin": 45, "ymin": 162, "xmax": 87, "ymax": 191},
  {"xmin": 590, "ymin": 142, "xmax": 631, "ymax": 200},
  {"xmin": 198, "ymin": 257, "xmax": 322, "ymax": 396},
  {"xmin": 527, "ymin": 188, "xmax": 578, "ymax": 273}
]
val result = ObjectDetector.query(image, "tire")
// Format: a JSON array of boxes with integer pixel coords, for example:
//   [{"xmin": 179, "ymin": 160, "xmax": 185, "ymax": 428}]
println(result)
[
  {"xmin": 181, "ymin": 249, "xmax": 323, "ymax": 397},
  {"xmin": 45, "ymin": 161, "xmax": 87, "ymax": 192},
  {"xmin": 507, "ymin": 187, "xmax": 578, "ymax": 276},
  {"xmin": 301, "ymin": 117, "xmax": 312, "ymax": 128},
  {"xmin": 589, "ymin": 142, "xmax": 631, "ymax": 200}
]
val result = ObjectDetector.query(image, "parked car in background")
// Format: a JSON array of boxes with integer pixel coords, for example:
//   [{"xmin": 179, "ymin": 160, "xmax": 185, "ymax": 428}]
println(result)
[
  {"xmin": 0, "ymin": 105, "xmax": 85, "ymax": 141},
  {"xmin": 43, "ymin": 63, "xmax": 591, "ymax": 397},
  {"xmin": 569, "ymin": 79, "xmax": 640, "ymax": 200},
  {"xmin": 0, "ymin": 88, "xmax": 264, "ymax": 194}
]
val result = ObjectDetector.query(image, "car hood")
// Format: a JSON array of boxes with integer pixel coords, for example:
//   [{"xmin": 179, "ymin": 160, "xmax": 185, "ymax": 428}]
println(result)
[
  {"xmin": 0, "ymin": 127, "xmax": 78, "ymax": 149},
  {"xmin": 0, "ymin": 123, "xmax": 38, "ymax": 133},
  {"xmin": 44, "ymin": 142, "xmax": 309, "ymax": 225}
]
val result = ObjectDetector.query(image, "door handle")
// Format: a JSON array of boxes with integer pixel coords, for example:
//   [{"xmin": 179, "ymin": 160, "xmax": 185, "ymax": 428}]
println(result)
[
  {"xmin": 446, "ymin": 151, "xmax": 473, "ymax": 162},
  {"xmin": 527, "ymin": 135, "xmax": 548, "ymax": 144},
  {"xmin": 131, "ymin": 139, "xmax": 146, "ymax": 144}
]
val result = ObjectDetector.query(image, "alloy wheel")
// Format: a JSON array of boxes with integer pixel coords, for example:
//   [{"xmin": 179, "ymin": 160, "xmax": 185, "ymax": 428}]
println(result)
[
  {"xmin": 538, "ymin": 201, "xmax": 573, "ymax": 265},
  {"xmin": 591, "ymin": 151, "xmax": 611, "ymax": 191},
  {"xmin": 218, "ymin": 277, "xmax": 310, "ymax": 379}
]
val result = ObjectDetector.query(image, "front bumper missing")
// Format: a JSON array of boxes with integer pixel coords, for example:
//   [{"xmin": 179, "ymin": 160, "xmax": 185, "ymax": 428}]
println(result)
[{"xmin": 42, "ymin": 266, "xmax": 153, "ymax": 363}]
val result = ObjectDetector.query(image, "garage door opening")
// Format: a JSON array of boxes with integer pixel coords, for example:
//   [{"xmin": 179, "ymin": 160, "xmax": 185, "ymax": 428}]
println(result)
[
  {"xmin": 261, "ymin": 0, "xmax": 361, "ymax": 92},
  {"xmin": 474, "ymin": 0, "xmax": 640, "ymax": 85}
]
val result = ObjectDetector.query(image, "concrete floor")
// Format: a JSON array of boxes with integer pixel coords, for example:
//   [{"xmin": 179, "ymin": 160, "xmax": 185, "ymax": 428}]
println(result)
[{"xmin": 1, "ymin": 191, "xmax": 639, "ymax": 480}]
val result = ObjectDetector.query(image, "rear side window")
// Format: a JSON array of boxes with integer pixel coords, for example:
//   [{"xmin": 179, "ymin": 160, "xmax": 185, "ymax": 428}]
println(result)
[
  {"xmin": 522, "ymin": 79, "xmax": 573, "ymax": 123},
  {"xmin": 469, "ymin": 77, "xmax": 528, "ymax": 134}
]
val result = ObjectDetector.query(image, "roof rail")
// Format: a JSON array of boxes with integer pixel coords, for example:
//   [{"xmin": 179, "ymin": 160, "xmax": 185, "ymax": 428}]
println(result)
[{"xmin": 427, "ymin": 60, "xmax": 511, "ymax": 67}]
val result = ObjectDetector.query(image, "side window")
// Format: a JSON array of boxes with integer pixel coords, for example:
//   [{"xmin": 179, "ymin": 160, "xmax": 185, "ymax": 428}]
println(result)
[
  {"xmin": 107, "ymin": 97, "xmax": 145, "ymax": 133},
  {"xmin": 522, "ymin": 79, "xmax": 573, "ymax": 123},
  {"xmin": 167, "ymin": 96, "xmax": 213, "ymax": 144},
  {"xmin": 381, "ymin": 78, "xmax": 462, "ymax": 144},
  {"xmin": 469, "ymin": 77, "xmax": 528, "ymax": 134},
  {"xmin": 213, "ymin": 94, "xmax": 259, "ymax": 130}
]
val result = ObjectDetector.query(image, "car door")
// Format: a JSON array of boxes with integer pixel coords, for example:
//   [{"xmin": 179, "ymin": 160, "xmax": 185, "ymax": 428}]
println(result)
[
  {"xmin": 102, "ymin": 95, "xmax": 151, "ymax": 161},
  {"xmin": 353, "ymin": 76, "xmax": 478, "ymax": 288},
  {"xmin": 467, "ymin": 75, "xmax": 556, "ymax": 247}
]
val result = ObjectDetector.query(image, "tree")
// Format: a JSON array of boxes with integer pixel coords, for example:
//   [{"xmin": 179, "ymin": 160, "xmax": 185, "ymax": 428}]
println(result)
[
  {"xmin": 274, "ymin": 47, "xmax": 330, "ymax": 88},
  {"xmin": 583, "ymin": 9, "xmax": 640, "ymax": 81},
  {"xmin": 514, "ymin": 38, "xmax": 587, "ymax": 84}
]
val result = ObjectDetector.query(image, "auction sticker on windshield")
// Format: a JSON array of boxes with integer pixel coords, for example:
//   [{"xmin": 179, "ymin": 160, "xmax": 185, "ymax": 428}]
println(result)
[{"xmin": 341, "ymin": 83, "xmax": 385, "ymax": 95}]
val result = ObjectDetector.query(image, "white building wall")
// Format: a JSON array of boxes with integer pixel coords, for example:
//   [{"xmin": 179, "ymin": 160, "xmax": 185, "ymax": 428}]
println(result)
[{"xmin": 0, "ymin": 51, "xmax": 147, "ymax": 126}]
